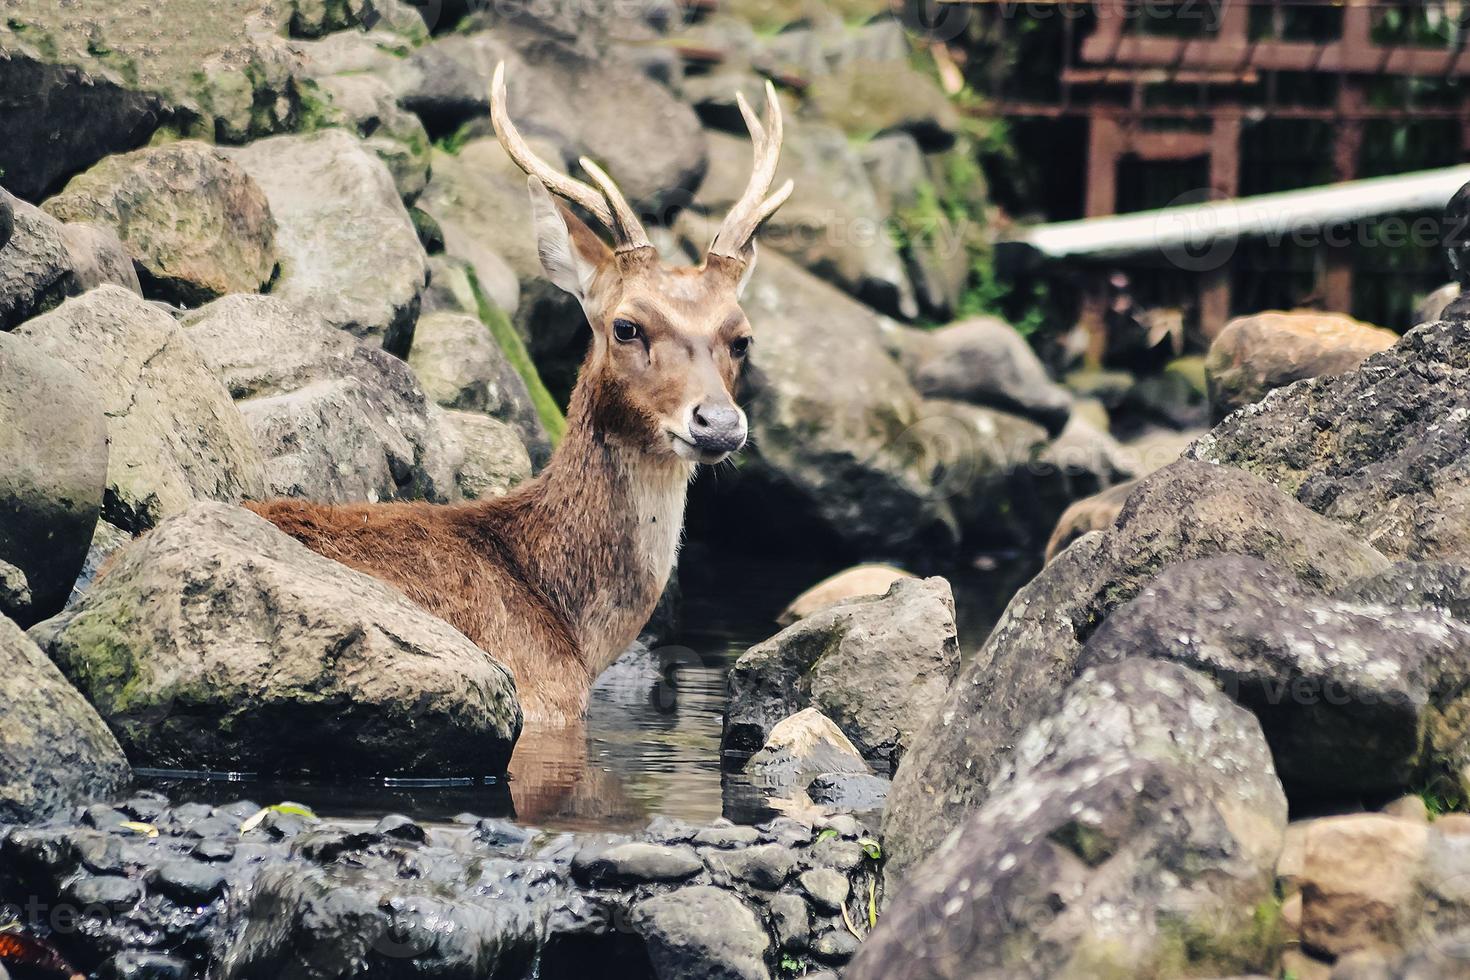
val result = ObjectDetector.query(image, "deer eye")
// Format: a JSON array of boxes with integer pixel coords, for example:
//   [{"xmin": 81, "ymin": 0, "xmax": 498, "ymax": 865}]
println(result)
[
  {"xmin": 730, "ymin": 336, "xmax": 751, "ymax": 358},
  {"xmin": 612, "ymin": 318, "xmax": 642, "ymax": 343}
]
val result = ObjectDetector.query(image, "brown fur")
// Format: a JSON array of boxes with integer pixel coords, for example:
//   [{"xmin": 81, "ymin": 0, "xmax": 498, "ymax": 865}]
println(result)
[{"xmin": 248, "ymin": 215, "xmax": 756, "ymax": 732}]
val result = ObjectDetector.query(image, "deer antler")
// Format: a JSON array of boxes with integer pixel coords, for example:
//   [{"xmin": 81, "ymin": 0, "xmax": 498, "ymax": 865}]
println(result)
[
  {"xmin": 709, "ymin": 80, "xmax": 794, "ymax": 262},
  {"xmin": 491, "ymin": 62, "xmax": 652, "ymax": 252}
]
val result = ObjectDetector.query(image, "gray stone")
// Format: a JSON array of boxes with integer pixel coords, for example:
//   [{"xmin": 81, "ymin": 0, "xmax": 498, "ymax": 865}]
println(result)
[
  {"xmin": 805, "ymin": 772, "xmax": 890, "ymax": 812},
  {"xmin": 854, "ymin": 659, "xmax": 1288, "ymax": 980},
  {"xmin": 743, "ymin": 707, "xmax": 871, "ymax": 792},
  {"xmin": 572, "ymin": 842, "xmax": 704, "ymax": 886},
  {"xmin": 767, "ymin": 892, "xmax": 809, "ymax": 951},
  {"xmin": 724, "ymin": 577, "xmax": 959, "ymax": 772},
  {"xmin": 16, "ymin": 286, "xmax": 266, "ymax": 532},
  {"xmin": 631, "ymin": 886, "xmax": 772, "ymax": 980},
  {"xmin": 1339, "ymin": 561, "xmax": 1470, "ymax": 624},
  {"xmin": 29, "ymin": 502, "xmax": 521, "ymax": 776},
  {"xmin": 183, "ymin": 293, "xmax": 459, "ymax": 504},
  {"xmin": 904, "ymin": 317, "xmax": 1074, "ymax": 435},
  {"xmin": 224, "ymin": 130, "xmax": 427, "ymax": 355},
  {"xmin": 1082, "ymin": 556, "xmax": 1470, "ymax": 797},
  {"xmin": 799, "ymin": 868, "xmax": 849, "ymax": 914},
  {"xmin": 1189, "ymin": 317, "xmax": 1470, "ymax": 560},
  {"xmin": 41, "ymin": 141, "xmax": 277, "ymax": 305},
  {"xmin": 882, "ymin": 459, "xmax": 1389, "ymax": 883},
  {"xmin": 58, "ymin": 222, "xmax": 142, "ymax": 295},
  {"xmin": 0, "ymin": 614, "xmax": 130, "ymax": 824},
  {"xmin": 0, "ymin": 331, "xmax": 107, "ymax": 625},
  {"xmin": 810, "ymin": 929, "xmax": 860, "ymax": 965},
  {"xmin": 0, "ymin": 190, "xmax": 80, "ymax": 330},
  {"xmin": 435, "ymin": 410, "xmax": 533, "ymax": 501},
  {"xmin": 705, "ymin": 844, "xmax": 796, "ymax": 891},
  {"xmin": 312, "ymin": 72, "xmax": 432, "ymax": 204}
]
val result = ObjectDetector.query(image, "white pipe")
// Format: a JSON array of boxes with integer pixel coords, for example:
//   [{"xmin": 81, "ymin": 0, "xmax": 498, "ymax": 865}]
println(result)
[{"xmin": 1013, "ymin": 164, "xmax": 1470, "ymax": 261}]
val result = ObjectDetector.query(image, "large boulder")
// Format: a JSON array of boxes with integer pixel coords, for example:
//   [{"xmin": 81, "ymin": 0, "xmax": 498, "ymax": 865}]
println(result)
[
  {"xmin": 0, "ymin": 332, "xmax": 107, "ymax": 626},
  {"xmin": 407, "ymin": 309, "xmax": 551, "ymax": 464},
  {"xmin": 41, "ymin": 141, "xmax": 278, "ymax": 305},
  {"xmin": 435, "ymin": 409, "xmax": 533, "ymax": 500},
  {"xmin": 15, "ymin": 286, "xmax": 266, "ymax": 532},
  {"xmin": 224, "ymin": 129, "xmax": 427, "ymax": 355},
  {"xmin": 1205, "ymin": 310, "xmax": 1398, "ymax": 423},
  {"xmin": 687, "ymin": 244, "xmax": 958, "ymax": 558},
  {"xmin": 416, "ymin": 141, "xmax": 527, "ymax": 319},
  {"xmin": 882, "ymin": 459, "xmax": 1388, "ymax": 882},
  {"xmin": 0, "ymin": 189, "xmax": 139, "ymax": 330},
  {"xmin": 312, "ymin": 72, "xmax": 433, "ymax": 204},
  {"xmin": 902, "ymin": 317, "xmax": 1074, "ymax": 435},
  {"xmin": 182, "ymin": 293, "xmax": 459, "ymax": 503},
  {"xmin": 1081, "ymin": 556, "xmax": 1470, "ymax": 798},
  {"xmin": 28, "ymin": 502, "xmax": 522, "ymax": 775},
  {"xmin": 0, "ymin": 615, "xmax": 130, "ymax": 823},
  {"xmin": 630, "ymin": 886, "xmax": 773, "ymax": 980},
  {"xmin": 1190, "ymin": 317, "xmax": 1470, "ymax": 560},
  {"xmin": 851, "ymin": 659, "xmax": 1288, "ymax": 979},
  {"xmin": 724, "ymin": 577, "xmax": 959, "ymax": 772}
]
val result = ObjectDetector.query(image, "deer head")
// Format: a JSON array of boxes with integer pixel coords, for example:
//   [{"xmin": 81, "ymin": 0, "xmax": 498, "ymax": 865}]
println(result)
[{"xmin": 491, "ymin": 63, "xmax": 793, "ymax": 465}]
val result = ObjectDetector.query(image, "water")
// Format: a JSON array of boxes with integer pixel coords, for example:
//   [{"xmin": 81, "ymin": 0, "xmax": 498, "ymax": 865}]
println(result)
[{"xmin": 140, "ymin": 554, "xmax": 1037, "ymax": 832}]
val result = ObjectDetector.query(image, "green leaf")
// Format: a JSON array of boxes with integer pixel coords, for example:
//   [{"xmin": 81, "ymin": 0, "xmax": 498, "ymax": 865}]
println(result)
[
  {"xmin": 858, "ymin": 837, "xmax": 882, "ymax": 860},
  {"xmin": 815, "ymin": 828, "xmax": 839, "ymax": 844}
]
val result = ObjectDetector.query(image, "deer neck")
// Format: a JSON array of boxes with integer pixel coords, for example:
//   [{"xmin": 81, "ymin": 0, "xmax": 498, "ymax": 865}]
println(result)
[{"xmin": 510, "ymin": 366, "xmax": 693, "ymax": 682}]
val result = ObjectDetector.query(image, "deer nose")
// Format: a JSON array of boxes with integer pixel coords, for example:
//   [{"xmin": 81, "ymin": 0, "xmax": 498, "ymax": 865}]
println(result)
[{"xmin": 688, "ymin": 403, "xmax": 746, "ymax": 453}]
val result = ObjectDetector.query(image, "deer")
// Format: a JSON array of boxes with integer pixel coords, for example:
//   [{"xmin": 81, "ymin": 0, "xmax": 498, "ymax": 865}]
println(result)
[{"xmin": 248, "ymin": 64, "xmax": 793, "ymax": 772}]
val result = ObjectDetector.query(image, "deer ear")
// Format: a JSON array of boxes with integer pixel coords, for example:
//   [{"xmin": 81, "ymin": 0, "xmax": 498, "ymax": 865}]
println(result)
[{"xmin": 526, "ymin": 177, "xmax": 610, "ymax": 301}]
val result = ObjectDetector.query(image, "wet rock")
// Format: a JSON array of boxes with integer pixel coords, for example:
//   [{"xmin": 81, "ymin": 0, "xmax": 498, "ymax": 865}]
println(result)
[
  {"xmin": 743, "ymin": 708, "xmax": 871, "ymax": 789},
  {"xmin": 777, "ymin": 564, "xmax": 914, "ymax": 626},
  {"xmin": 1081, "ymin": 556, "xmax": 1470, "ymax": 797},
  {"xmin": 686, "ymin": 243, "xmax": 958, "ymax": 558},
  {"xmin": 854, "ymin": 659, "xmax": 1288, "ymax": 979},
  {"xmin": 407, "ymin": 309, "xmax": 551, "ymax": 461},
  {"xmin": 805, "ymin": 772, "xmax": 889, "ymax": 812},
  {"xmin": 15, "ymin": 286, "xmax": 266, "ymax": 532},
  {"xmin": 903, "ymin": 317, "xmax": 1074, "ymax": 435},
  {"xmin": 724, "ymin": 577, "xmax": 960, "ymax": 772},
  {"xmin": 29, "ymin": 502, "xmax": 521, "ymax": 776},
  {"xmin": 1206, "ymin": 311, "xmax": 1398, "ymax": 423},
  {"xmin": 767, "ymin": 892, "xmax": 809, "ymax": 951},
  {"xmin": 883, "ymin": 459, "xmax": 1388, "ymax": 883},
  {"xmin": 692, "ymin": 825, "xmax": 762, "ymax": 849},
  {"xmin": 152, "ymin": 860, "xmax": 227, "ymax": 905},
  {"xmin": 41, "ymin": 141, "xmax": 277, "ymax": 305},
  {"xmin": 0, "ymin": 332, "xmax": 107, "ymax": 625},
  {"xmin": 0, "ymin": 615, "xmax": 129, "ymax": 823},
  {"xmin": 798, "ymin": 868, "xmax": 849, "ymax": 914},
  {"xmin": 1189, "ymin": 317, "xmax": 1470, "ymax": 560},
  {"xmin": 435, "ymin": 409, "xmax": 533, "ymax": 500},
  {"xmin": 631, "ymin": 886, "xmax": 772, "ymax": 980},
  {"xmin": 696, "ymin": 123, "xmax": 916, "ymax": 319},
  {"xmin": 224, "ymin": 129, "xmax": 427, "ymax": 356},
  {"xmin": 100, "ymin": 951, "xmax": 191, "ymax": 980},
  {"xmin": 183, "ymin": 293, "xmax": 459, "ymax": 503},
  {"xmin": 704, "ymin": 843, "xmax": 796, "ymax": 890},
  {"xmin": 1044, "ymin": 477, "xmax": 1138, "ymax": 563},
  {"xmin": 572, "ymin": 842, "xmax": 704, "ymax": 886}
]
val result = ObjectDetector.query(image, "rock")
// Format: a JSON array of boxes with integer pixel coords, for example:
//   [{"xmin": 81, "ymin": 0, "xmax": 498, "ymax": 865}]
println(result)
[
  {"xmin": 1298, "ymin": 814, "xmax": 1437, "ymax": 958},
  {"xmin": 182, "ymin": 293, "xmax": 459, "ymax": 503},
  {"xmin": 0, "ymin": 190, "xmax": 81, "ymax": 330},
  {"xmin": 704, "ymin": 843, "xmax": 797, "ymax": 891},
  {"xmin": 853, "ymin": 659, "xmax": 1288, "ymax": 979},
  {"xmin": 809, "ymin": 55, "xmax": 958, "ymax": 143},
  {"xmin": 1206, "ymin": 311, "xmax": 1398, "ymax": 423},
  {"xmin": 806, "ymin": 772, "xmax": 890, "ymax": 811},
  {"xmin": 407, "ymin": 309, "xmax": 551, "ymax": 461},
  {"xmin": 224, "ymin": 130, "xmax": 427, "ymax": 355},
  {"xmin": 777, "ymin": 564, "xmax": 914, "ymax": 626},
  {"xmin": 1339, "ymin": 561, "xmax": 1470, "ymax": 624},
  {"xmin": 435, "ymin": 410, "xmax": 533, "ymax": 500},
  {"xmin": 1044, "ymin": 478, "xmax": 1138, "ymax": 563},
  {"xmin": 312, "ymin": 72, "xmax": 432, "ymax": 204},
  {"xmin": 58, "ymin": 222, "xmax": 143, "ymax": 295},
  {"xmin": 631, "ymin": 886, "xmax": 772, "ymax": 980},
  {"xmin": 743, "ymin": 707, "xmax": 871, "ymax": 788},
  {"xmin": 1414, "ymin": 282, "xmax": 1459, "ymax": 326},
  {"xmin": 882, "ymin": 459, "xmax": 1388, "ymax": 882},
  {"xmin": 573, "ymin": 843, "xmax": 704, "ymax": 887},
  {"xmin": 798, "ymin": 868, "xmax": 850, "ymax": 914},
  {"xmin": 1080, "ymin": 556, "xmax": 1470, "ymax": 797},
  {"xmin": 0, "ymin": 332, "xmax": 107, "ymax": 625},
  {"xmin": 28, "ymin": 502, "xmax": 521, "ymax": 776},
  {"xmin": 1189, "ymin": 318, "xmax": 1470, "ymax": 560},
  {"xmin": 0, "ymin": 614, "xmax": 130, "ymax": 823},
  {"xmin": 416, "ymin": 141, "xmax": 527, "ymax": 318},
  {"xmin": 15, "ymin": 286, "xmax": 266, "ymax": 532},
  {"xmin": 41, "ymin": 141, "xmax": 277, "ymax": 305},
  {"xmin": 724, "ymin": 577, "xmax": 960, "ymax": 771},
  {"xmin": 766, "ymin": 892, "xmax": 809, "ymax": 952},
  {"xmin": 0, "ymin": 0, "xmax": 321, "ymax": 199},
  {"xmin": 696, "ymin": 123, "xmax": 916, "ymax": 319},
  {"xmin": 686, "ymin": 243, "xmax": 957, "ymax": 557},
  {"xmin": 903, "ymin": 317, "xmax": 1074, "ymax": 435}
]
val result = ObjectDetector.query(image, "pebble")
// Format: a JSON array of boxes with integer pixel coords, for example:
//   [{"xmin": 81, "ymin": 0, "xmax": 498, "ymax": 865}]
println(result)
[{"xmin": 799, "ymin": 868, "xmax": 851, "ymax": 912}]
